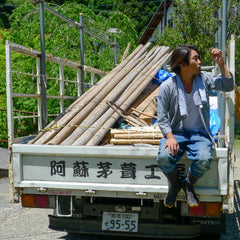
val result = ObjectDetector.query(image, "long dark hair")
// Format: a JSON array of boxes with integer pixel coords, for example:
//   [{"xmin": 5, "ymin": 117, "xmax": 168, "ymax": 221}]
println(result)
[{"xmin": 170, "ymin": 45, "xmax": 200, "ymax": 74}]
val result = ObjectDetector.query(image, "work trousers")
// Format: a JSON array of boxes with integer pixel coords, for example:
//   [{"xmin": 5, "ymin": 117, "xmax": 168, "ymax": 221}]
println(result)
[{"xmin": 157, "ymin": 130, "xmax": 213, "ymax": 178}]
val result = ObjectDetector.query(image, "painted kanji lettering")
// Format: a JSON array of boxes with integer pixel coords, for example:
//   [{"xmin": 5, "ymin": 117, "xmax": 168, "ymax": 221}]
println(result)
[
  {"xmin": 50, "ymin": 160, "xmax": 65, "ymax": 177},
  {"xmin": 73, "ymin": 161, "xmax": 89, "ymax": 177},
  {"xmin": 145, "ymin": 164, "xmax": 161, "ymax": 179},
  {"xmin": 120, "ymin": 162, "xmax": 136, "ymax": 179},
  {"xmin": 97, "ymin": 162, "xmax": 113, "ymax": 178}
]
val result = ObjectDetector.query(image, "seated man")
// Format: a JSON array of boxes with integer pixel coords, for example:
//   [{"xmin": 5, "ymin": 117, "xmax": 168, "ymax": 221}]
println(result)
[{"xmin": 156, "ymin": 45, "xmax": 233, "ymax": 208}]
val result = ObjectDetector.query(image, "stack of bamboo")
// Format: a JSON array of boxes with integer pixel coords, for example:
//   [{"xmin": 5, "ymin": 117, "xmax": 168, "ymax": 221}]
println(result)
[
  {"xmin": 29, "ymin": 42, "xmax": 170, "ymax": 146},
  {"xmin": 110, "ymin": 127, "xmax": 163, "ymax": 145}
]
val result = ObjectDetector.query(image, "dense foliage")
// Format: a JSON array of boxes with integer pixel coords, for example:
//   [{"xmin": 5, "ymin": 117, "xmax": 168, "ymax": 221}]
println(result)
[
  {"xmin": 155, "ymin": 0, "xmax": 240, "ymax": 84},
  {"xmin": 0, "ymin": 0, "xmax": 240, "ymax": 145},
  {"xmin": 0, "ymin": 1, "xmax": 140, "ymax": 145},
  {"xmin": 155, "ymin": 0, "xmax": 220, "ymax": 66}
]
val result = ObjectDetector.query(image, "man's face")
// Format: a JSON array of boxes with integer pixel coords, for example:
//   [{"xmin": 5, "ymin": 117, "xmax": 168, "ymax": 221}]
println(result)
[{"xmin": 187, "ymin": 50, "xmax": 201, "ymax": 75}]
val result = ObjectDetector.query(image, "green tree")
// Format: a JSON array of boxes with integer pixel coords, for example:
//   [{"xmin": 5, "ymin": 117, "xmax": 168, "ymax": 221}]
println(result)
[
  {"xmin": 6, "ymin": 1, "xmax": 138, "ymax": 115},
  {"xmin": 81, "ymin": 0, "xmax": 160, "ymax": 35},
  {"xmin": 155, "ymin": 0, "xmax": 220, "ymax": 65},
  {"xmin": 9, "ymin": 2, "xmax": 138, "ymax": 70},
  {"xmin": 228, "ymin": 0, "xmax": 240, "ymax": 85},
  {"xmin": 0, "ymin": 1, "xmax": 139, "ymax": 142}
]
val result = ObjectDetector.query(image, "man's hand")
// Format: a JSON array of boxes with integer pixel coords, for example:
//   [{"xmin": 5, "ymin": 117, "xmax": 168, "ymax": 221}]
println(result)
[
  {"xmin": 164, "ymin": 132, "xmax": 179, "ymax": 156},
  {"xmin": 209, "ymin": 48, "xmax": 231, "ymax": 78},
  {"xmin": 209, "ymin": 48, "xmax": 225, "ymax": 66}
]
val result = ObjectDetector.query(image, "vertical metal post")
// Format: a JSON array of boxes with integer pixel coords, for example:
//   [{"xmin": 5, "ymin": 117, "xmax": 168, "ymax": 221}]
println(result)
[
  {"xmin": 219, "ymin": 0, "xmax": 228, "ymax": 147},
  {"xmin": 90, "ymin": 72, "xmax": 95, "ymax": 87},
  {"xmin": 5, "ymin": 41, "xmax": 14, "ymax": 146},
  {"xmin": 114, "ymin": 36, "xmax": 117, "ymax": 67},
  {"xmin": 227, "ymin": 34, "xmax": 235, "ymax": 151},
  {"xmin": 59, "ymin": 65, "xmax": 65, "ymax": 113},
  {"xmin": 164, "ymin": 0, "xmax": 167, "ymax": 27},
  {"xmin": 222, "ymin": 0, "xmax": 227, "ymax": 60},
  {"xmin": 5, "ymin": 41, "xmax": 15, "ymax": 202},
  {"xmin": 222, "ymin": 0, "xmax": 227, "ymax": 61},
  {"xmin": 80, "ymin": 13, "xmax": 85, "ymax": 95},
  {"xmin": 77, "ymin": 69, "xmax": 81, "ymax": 97},
  {"xmin": 218, "ymin": 8, "xmax": 222, "ymax": 53},
  {"xmin": 39, "ymin": 0, "xmax": 48, "ymax": 129},
  {"xmin": 36, "ymin": 58, "xmax": 42, "ymax": 132}
]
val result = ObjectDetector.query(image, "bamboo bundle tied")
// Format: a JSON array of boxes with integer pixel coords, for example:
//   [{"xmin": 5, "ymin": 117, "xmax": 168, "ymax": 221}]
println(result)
[
  {"xmin": 110, "ymin": 126, "xmax": 161, "ymax": 134},
  {"xmin": 110, "ymin": 126, "xmax": 163, "ymax": 145},
  {"xmin": 85, "ymin": 47, "xmax": 171, "ymax": 146},
  {"xmin": 52, "ymin": 46, "xmax": 153, "ymax": 145},
  {"xmin": 71, "ymin": 46, "xmax": 168, "ymax": 146},
  {"xmin": 31, "ymin": 43, "xmax": 149, "ymax": 145},
  {"xmin": 47, "ymin": 43, "xmax": 154, "ymax": 145},
  {"xmin": 29, "ymin": 43, "xmax": 171, "ymax": 146},
  {"xmin": 61, "ymin": 45, "xmax": 162, "ymax": 146},
  {"xmin": 112, "ymin": 131, "xmax": 163, "ymax": 139}
]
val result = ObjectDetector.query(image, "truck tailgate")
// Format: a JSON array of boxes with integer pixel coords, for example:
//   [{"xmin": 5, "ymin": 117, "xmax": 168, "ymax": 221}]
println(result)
[{"xmin": 12, "ymin": 144, "xmax": 228, "ymax": 201}]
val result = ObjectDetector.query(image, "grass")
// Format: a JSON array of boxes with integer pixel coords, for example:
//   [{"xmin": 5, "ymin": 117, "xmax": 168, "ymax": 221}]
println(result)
[{"xmin": 235, "ymin": 138, "xmax": 240, "ymax": 151}]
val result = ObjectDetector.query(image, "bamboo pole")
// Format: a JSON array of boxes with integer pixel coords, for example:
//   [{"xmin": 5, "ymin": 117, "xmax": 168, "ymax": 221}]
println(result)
[
  {"xmin": 110, "ymin": 138, "xmax": 160, "ymax": 145},
  {"xmin": 131, "ymin": 108, "xmax": 157, "ymax": 119},
  {"xmin": 112, "ymin": 132, "xmax": 163, "ymax": 139},
  {"xmin": 58, "ymin": 44, "xmax": 159, "ymax": 145},
  {"xmin": 86, "ymin": 48, "xmax": 171, "ymax": 146},
  {"xmin": 69, "ymin": 46, "xmax": 165, "ymax": 146},
  {"xmin": 121, "ymin": 42, "xmax": 131, "ymax": 62},
  {"xmin": 110, "ymin": 127, "xmax": 161, "ymax": 134},
  {"xmin": 32, "ymin": 43, "xmax": 148, "ymax": 145},
  {"xmin": 106, "ymin": 101, "xmax": 148, "ymax": 126}
]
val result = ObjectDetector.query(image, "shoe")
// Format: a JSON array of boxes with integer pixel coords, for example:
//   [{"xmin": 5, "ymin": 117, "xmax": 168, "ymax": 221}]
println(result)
[
  {"xmin": 164, "ymin": 170, "xmax": 182, "ymax": 208},
  {"xmin": 183, "ymin": 172, "xmax": 199, "ymax": 207}
]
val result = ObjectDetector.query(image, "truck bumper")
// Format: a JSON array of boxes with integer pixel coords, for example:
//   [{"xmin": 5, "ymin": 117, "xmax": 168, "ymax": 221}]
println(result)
[{"xmin": 49, "ymin": 215, "xmax": 201, "ymax": 239}]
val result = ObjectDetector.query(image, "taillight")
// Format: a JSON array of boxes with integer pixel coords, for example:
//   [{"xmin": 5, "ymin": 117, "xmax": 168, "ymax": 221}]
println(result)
[
  {"xmin": 35, "ymin": 195, "xmax": 49, "ymax": 208},
  {"xmin": 189, "ymin": 202, "xmax": 204, "ymax": 216},
  {"xmin": 205, "ymin": 202, "xmax": 221, "ymax": 217},
  {"xmin": 181, "ymin": 201, "xmax": 221, "ymax": 217},
  {"xmin": 21, "ymin": 194, "xmax": 55, "ymax": 209},
  {"xmin": 21, "ymin": 194, "xmax": 35, "ymax": 208}
]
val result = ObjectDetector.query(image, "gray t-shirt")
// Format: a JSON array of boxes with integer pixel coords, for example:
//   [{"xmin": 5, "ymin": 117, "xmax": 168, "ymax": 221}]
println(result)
[{"xmin": 183, "ymin": 91, "xmax": 205, "ymax": 132}]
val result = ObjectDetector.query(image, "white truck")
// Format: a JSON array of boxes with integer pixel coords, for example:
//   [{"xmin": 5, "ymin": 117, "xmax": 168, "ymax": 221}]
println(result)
[{"xmin": 7, "ymin": 36, "xmax": 236, "ymax": 239}]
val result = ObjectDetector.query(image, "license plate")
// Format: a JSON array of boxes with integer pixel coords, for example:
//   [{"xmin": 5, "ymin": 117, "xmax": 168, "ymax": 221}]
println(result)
[{"xmin": 102, "ymin": 212, "xmax": 138, "ymax": 232}]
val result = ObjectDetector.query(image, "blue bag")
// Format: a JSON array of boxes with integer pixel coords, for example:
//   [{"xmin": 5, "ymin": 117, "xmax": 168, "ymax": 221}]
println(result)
[
  {"xmin": 210, "ymin": 108, "xmax": 221, "ymax": 138},
  {"xmin": 152, "ymin": 69, "xmax": 172, "ymax": 86}
]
